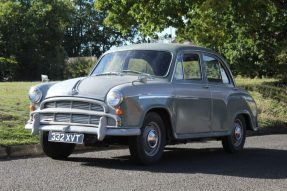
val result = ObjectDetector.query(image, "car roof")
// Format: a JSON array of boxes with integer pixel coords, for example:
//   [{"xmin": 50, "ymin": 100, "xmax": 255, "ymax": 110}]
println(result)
[{"xmin": 105, "ymin": 43, "xmax": 217, "ymax": 55}]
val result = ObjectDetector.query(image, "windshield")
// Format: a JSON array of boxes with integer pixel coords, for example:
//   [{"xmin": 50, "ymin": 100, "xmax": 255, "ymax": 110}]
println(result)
[{"xmin": 91, "ymin": 50, "xmax": 172, "ymax": 77}]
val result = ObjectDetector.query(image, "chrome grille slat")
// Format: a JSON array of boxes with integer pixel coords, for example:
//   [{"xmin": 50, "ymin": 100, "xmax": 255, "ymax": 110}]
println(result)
[
  {"xmin": 45, "ymin": 102, "xmax": 56, "ymax": 108},
  {"xmin": 73, "ymin": 101, "xmax": 90, "ymax": 110},
  {"xmin": 72, "ymin": 114, "xmax": 89, "ymax": 124},
  {"xmin": 41, "ymin": 99, "xmax": 105, "ymax": 126},
  {"xmin": 40, "ymin": 113, "xmax": 100, "ymax": 125},
  {"xmin": 40, "ymin": 114, "xmax": 54, "ymax": 121},
  {"xmin": 55, "ymin": 114, "xmax": 70, "ymax": 122},
  {"xmin": 56, "ymin": 101, "xmax": 71, "ymax": 108},
  {"xmin": 44, "ymin": 100, "xmax": 104, "ymax": 112}
]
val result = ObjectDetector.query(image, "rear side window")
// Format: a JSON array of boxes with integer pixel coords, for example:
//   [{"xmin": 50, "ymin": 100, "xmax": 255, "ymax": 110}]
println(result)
[
  {"xmin": 203, "ymin": 55, "xmax": 230, "ymax": 84},
  {"xmin": 174, "ymin": 53, "xmax": 202, "ymax": 80}
]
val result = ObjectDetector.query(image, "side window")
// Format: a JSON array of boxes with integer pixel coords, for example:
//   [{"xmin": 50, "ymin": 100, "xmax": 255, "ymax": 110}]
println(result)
[
  {"xmin": 174, "ymin": 59, "xmax": 183, "ymax": 80},
  {"xmin": 203, "ymin": 55, "xmax": 230, "ymax": 84},
  {"xmin": 182, "ymin": 54, "xmax": 201, "ymax": 80},
  {"xmin": 174, "ymin": 53, "xmax": 202, "ymax": 81}
]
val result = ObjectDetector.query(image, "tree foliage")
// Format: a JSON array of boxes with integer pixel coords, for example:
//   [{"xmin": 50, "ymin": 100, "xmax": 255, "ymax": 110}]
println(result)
[
  {"xmin": 0, "ymin": 0, "xmax": 134, "ymax": 81},
  {"xmin": 64, "ymin": 0, "xmax": 135, "ymax": 58},
  {"xmin": 96, "ymin": 0, "xmax": 287, "ymax": 80},
  {"xmin": 0, "ymin": 0, "xmax": 73, "ymax": 80}
]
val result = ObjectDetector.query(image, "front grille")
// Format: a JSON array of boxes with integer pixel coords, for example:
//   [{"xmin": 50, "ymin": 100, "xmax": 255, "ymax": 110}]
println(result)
[
  {"xmin": 39, "ymin": 99, "xmax": 105, "ymax": 126},
  {"xmin": 40, "ymin": 113, "xmax": 100, "ymax": 125},
  {"xmin": 43, "ymin": 100, "xmax": 104, "ymax": 112}
]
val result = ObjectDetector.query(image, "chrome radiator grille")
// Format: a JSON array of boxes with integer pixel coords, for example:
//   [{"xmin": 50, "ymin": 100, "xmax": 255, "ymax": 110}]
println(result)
[
  {"xmin": 40, "ymin": 113, "xmax": 100, "ymax": 125},
  {"xmin": 44, "ymin": 100, "xmax": 104, "ymax": 112},
  {"xmin": 40, "ymin": 99, "xmax": 105, "ymax": 126}
]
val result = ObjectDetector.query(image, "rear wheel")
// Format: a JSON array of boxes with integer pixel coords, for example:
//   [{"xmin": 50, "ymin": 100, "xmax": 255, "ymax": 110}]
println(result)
[
  {"xmin": 129, "ymin": 112, "xmax": 166, "ymax": 164},
  {"xmin": 40, "ymin": 131, "xmax": 75, "ymax": 160},
  {"xmin": 222, "ymin": 115, "xmax": 246, "ymax": 153}
]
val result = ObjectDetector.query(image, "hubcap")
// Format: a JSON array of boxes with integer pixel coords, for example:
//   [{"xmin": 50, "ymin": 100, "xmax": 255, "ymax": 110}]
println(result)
[
  {"xmin": 233, "ymin": 119, "xmax": 243, "ymax": 146},
  {"xmin": 147, "ymin": 130, "xmax": 159, "ymax": 148},
  {"xmin": 143, "ymin": 122, "xmax": 161, "ymax": 157}
]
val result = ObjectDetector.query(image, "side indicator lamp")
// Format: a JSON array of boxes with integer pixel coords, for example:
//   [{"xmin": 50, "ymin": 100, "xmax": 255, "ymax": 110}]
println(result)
[
  {"xmin": 29, "ymin": 105, "xmax": 36, "ymax": 112},
  {"xmin": 116, "ymin": 107, "xmax": 124, "ymax": 116}
]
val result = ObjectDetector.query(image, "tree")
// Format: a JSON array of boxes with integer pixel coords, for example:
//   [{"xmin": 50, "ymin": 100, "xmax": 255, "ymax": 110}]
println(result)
[
  {"xmin": 96, "ymin": 0, "xmax": 287, "ymax": 79},
  {"xmin": 64, "ymin": 0, "xmax": 136, "ymax": 58},
  {"xmin": 0, "ymin": 0, "xmax": 73, "ymax": 80}
]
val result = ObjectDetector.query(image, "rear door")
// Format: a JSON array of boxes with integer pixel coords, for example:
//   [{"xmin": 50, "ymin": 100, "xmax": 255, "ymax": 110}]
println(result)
[{"xmin": 202, "ymin": 53, "xmax": 235, "ymax": 132}]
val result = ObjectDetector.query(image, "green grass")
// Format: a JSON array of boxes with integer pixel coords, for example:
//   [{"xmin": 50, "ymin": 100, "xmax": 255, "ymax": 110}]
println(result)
[
  {"xmin": 0, "ymin": 82, "xmax": 39, "ymax": 146},
  {"xmin": 236, "ymin": 77, "xmax": 287, "ymax": 128},
  {"xmin": 0, "ymin": 78, "xmax": 286, "ymax": 146}
]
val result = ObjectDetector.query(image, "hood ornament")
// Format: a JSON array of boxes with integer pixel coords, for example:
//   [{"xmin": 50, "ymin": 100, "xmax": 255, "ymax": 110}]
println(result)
[
  {"xmin": 71, "ymin": 77, "xmax": 86, "ymax": 96},
  {"xmin": 72, "ymin": 88, "xmax": 79, "ymax": 96}
]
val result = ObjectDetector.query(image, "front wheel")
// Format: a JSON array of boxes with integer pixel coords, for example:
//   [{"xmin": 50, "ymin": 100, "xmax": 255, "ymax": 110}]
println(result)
[
  {"xmin": 222, "ymin": 115, "xmax": 246, "ymax": 153},
  {"xmin": 129, "ymin": 112, "xmax": 166, "ymax": 165},
  {"xmin": 40, "ymin": 131, "xmax": 76, "ymax": 160}
]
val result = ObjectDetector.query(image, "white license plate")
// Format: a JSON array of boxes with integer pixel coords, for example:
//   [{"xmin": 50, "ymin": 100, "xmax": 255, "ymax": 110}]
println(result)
[{"xmin": 48, "ymin": 131, "xmax": 84, "ymax": 144}]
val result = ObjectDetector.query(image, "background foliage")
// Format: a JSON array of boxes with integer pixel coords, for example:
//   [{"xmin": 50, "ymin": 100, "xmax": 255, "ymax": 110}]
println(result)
[
  {"xmin": 0, "ymin": 0, "xmax": 134, "ymax": 81},
  {"xmin": 0, "ymin": 0, "xmax": 286, "ymax": 81},
  {"xmin": 96, "ymin": 0, "xmax": 287, "ymax": 81}
]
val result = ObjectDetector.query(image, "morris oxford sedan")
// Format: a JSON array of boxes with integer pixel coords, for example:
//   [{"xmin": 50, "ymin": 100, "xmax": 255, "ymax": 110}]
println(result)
[{"xmin": 25, "ymin": 43, "xmax": 258, "ymax": 164}]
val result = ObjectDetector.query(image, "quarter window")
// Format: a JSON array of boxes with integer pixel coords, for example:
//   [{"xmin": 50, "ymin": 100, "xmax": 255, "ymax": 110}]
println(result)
[{"xmin": 203, "ymin": 55, "xmax": 230, "ymax": 84}]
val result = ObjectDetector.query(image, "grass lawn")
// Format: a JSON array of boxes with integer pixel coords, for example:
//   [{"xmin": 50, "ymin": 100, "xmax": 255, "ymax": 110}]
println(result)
[
  {"xmin": 0, "ymin": 79, "xmax": 286, "ymax": 146},
  {"xmin": 0, "ymin": 82, "xmax": 39, "ymax": 146}
]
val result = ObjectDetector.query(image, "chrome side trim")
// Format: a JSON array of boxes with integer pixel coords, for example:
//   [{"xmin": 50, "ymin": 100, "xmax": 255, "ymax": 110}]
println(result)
[
  {"xmin": 139, "ymin": 95, "xmax": 172, "ymax": 99},
  {"xmin": 174, "ymin": 96, "xmax": 199, "ymax": 100}
]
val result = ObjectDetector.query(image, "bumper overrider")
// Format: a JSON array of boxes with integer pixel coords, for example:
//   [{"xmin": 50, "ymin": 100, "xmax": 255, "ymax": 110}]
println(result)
[{"xmin": 25, "ymin": 97, "xmax": 140, "ymax": 141}]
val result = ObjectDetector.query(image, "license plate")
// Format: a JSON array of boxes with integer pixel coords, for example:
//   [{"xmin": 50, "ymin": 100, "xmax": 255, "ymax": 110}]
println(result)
[{"xmin": 48, "ymin": 131, "xmax": 84, "ymax": 144}]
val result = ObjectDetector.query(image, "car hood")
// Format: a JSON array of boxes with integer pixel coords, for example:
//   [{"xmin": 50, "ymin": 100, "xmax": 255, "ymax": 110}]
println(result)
[{"xmin": 46, "ymin": 75, "xmax": 140, "ymax": 101}]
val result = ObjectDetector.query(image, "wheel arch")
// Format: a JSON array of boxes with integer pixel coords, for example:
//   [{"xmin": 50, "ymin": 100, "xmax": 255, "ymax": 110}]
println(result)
[
  {"xmin": 233, "ymin": 111, "xmax": 255, "ymax": 131},
  {"xmin": 145, "ymin": 107, "xmax": 175, "ymax": 143}
]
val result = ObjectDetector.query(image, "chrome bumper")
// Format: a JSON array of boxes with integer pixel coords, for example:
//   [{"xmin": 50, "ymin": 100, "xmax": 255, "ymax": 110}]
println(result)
[{"xmin": 25, "ymin": 113, "xmax": 140, "ymax": 141}]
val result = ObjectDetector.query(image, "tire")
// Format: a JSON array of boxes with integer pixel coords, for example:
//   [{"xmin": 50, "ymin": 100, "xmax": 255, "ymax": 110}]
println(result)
[
  {"xmin": 222, "ymin": 115, "xmax": 246, "ymax": 153},
  {"xmin": 40, "ymin": 131, "xmax": 76, "ymax": 160},
  {"xmin": 129, "ymin": 112, "xmax": 166, "ymax": 165}
]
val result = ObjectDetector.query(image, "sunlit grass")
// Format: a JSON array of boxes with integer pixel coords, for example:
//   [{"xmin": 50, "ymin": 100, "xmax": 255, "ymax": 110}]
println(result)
[{"xmin": 0, "ymin": 82, "xmax": 39, "ymax": 146}]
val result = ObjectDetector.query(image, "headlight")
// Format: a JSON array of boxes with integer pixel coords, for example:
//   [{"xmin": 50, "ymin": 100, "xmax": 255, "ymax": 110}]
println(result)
[
  {"xmin": 28, "ymin": 86, "xmax": 42, "ymax": 103},
  {"xmin": 106, "ymin": 90, "xmax": 123, "ymax": 108}
]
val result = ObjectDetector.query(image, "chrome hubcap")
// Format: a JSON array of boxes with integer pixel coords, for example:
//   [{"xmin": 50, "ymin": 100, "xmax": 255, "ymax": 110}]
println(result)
[
  {"xmin": 147, "ymin": 130, "xmax": 159, "ymax": 149},
  {"xmin": 233, "ymin": 119, "xmax": 243, "ymax": 146},
  {"xmin": 143, "ymin": 122, "xmax": 161, "ymax": 157}
]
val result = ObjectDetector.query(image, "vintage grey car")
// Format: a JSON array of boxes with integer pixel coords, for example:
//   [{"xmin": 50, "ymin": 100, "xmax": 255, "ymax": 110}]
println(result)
[{"xmin": 25, "ymin": 43, "xmax": 258, "ymax": 164}]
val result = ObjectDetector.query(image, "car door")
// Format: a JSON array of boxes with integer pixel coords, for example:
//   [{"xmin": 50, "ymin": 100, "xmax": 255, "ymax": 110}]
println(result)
[
  {"xmin": 173, "ymin": 52, "xmax": 212, "ymax": 135},
  {"xmin": 203, "ymin": 53, "xmax": 235, "ymax": 132}
]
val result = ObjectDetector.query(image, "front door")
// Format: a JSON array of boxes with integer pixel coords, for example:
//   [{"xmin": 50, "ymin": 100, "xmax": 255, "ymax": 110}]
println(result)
[{"xmin": 173, "ymin": 52, "xmax": 212, "ymax": 134}]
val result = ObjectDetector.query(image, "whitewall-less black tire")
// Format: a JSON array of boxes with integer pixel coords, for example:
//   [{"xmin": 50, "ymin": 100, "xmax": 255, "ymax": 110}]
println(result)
[
  {"xmin": 40, "ymin": 131, "xmax": 75, "ymax": 160},
  {"xmin": 222, "ymin": 115, "xmax": 246, "ymax": 153},
  {"xmin": 129, "ymin": 112, "xmax": 166, "ymax": 164}
]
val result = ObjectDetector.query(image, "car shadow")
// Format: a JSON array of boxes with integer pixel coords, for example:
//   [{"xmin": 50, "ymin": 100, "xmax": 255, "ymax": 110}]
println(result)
[{"xmin": 67, "ymin": 147, "xmax": 287, "ymax": 179}]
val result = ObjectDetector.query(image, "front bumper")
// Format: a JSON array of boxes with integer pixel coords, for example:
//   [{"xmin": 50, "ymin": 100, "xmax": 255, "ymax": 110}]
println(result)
[
  {"xmin": 25, "ymin": 113, "xmax": 140, "ymax": 141},
  {"xmin": 25, "ymin": 97, "xmax": 141, "ymax": 141}
]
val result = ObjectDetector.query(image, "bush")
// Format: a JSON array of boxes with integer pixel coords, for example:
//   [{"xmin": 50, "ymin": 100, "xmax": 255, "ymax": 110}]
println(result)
[
  {"xmin": 64, "ymin": 57, "xmax": 97, "ymax": 79},
  {"xmin": 0, "ymin": 57, "xmax": 18, "ymax": 81}
]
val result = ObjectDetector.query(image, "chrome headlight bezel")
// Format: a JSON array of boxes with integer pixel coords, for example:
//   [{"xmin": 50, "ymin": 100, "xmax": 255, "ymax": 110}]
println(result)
[
  {"xmin": 106, "ymin": 90, "xmax": 123, "ymax": 108},
  {"xmin": 28, "ymin": 86, "xmax": 42, "ymax": 104}
]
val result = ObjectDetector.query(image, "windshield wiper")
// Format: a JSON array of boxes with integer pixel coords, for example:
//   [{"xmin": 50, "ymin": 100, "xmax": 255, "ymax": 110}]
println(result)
[
  {"xmin": 122, "ymin": 70, "xmax": 147, "ymax": 75},
  {"xmin": 93, "ymin": 72, "xmax": 122, "ymax": 76}
]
